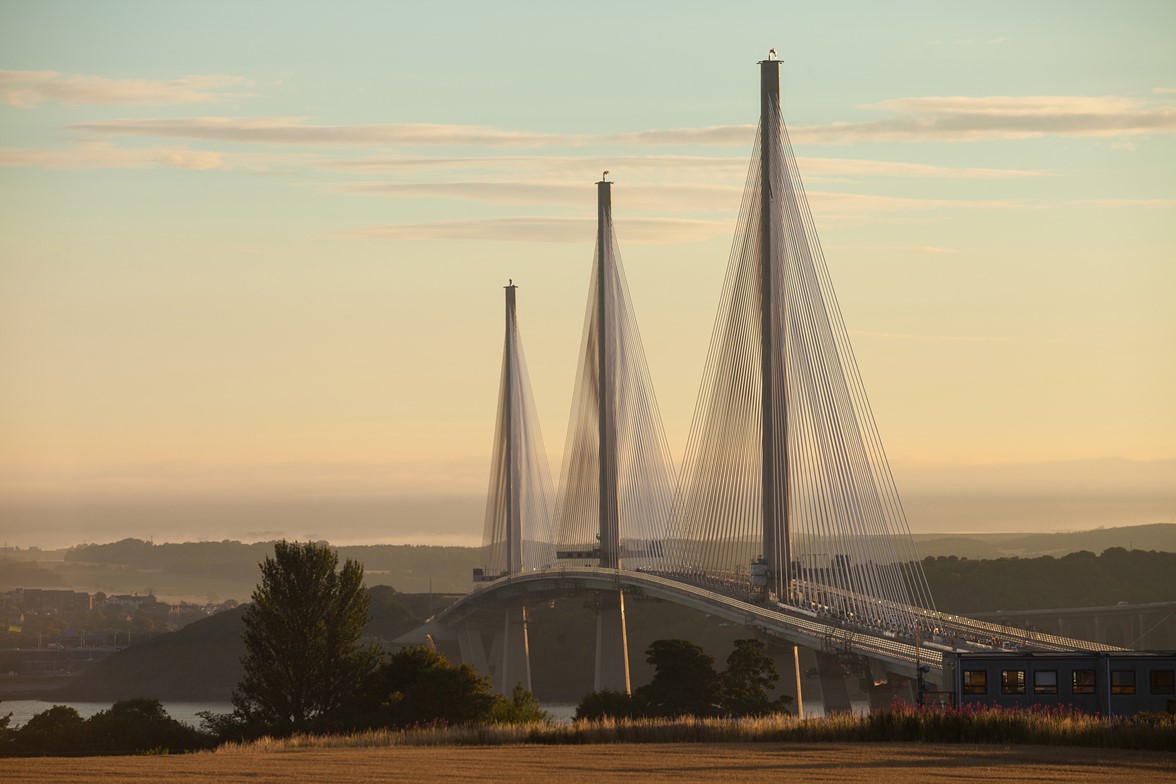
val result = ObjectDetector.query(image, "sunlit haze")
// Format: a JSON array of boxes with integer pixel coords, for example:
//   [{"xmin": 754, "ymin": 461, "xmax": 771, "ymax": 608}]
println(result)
[{"xmin": 1, "ymin": 2, "xmax": 1173, "ymax": 549}]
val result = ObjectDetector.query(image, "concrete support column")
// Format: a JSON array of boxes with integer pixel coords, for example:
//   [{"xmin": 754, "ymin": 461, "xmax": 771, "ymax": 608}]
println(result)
[
  {"xmin": 594, "ymin": 591, "xmax": 631, "ymax": 694},
  {"xmin": 457, "ymin": 622, "xmax": 489, "ymax": 677},
  {"xmin": 792, "ymin": 644, "xmax": 804, "ymax": 718},
  {"xmin": 494, "ymin": 604, "xmax": 532, "ymax": 694}
]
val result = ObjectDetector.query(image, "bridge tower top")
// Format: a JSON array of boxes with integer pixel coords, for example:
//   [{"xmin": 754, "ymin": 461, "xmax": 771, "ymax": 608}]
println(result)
[{"xmin": 475, "ymin": 281, "xmax": 554, "ymax": 582}]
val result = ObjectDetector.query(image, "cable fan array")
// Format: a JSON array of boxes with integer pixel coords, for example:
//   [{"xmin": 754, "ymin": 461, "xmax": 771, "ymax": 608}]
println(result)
[
  {"xmin": 674, "ymin": 69, "xmax": 936, "ymax": 632},
  {"xmin": 477, "ymin": 66, "xmax": 936, "ymax": 640},
  {"xmin": 551, "ymin": 191, "xmax": 682, "ymax": 573},
  {"xmin": 478, "ymin": 285, "xmax": 555, "ymax": 577}
]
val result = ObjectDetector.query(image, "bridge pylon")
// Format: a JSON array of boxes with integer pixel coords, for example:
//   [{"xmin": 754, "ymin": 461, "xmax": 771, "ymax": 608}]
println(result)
[
  {"xmin": 673, "ymin": 53, "xmax": 938, "ymax": 634},
  {"xmin": 468, "ymin": 280, "xmax": 554, "ymax": 694},
  {"xmin": 552, "ymin": 178, "xmax": 680, "ymax": 693}
]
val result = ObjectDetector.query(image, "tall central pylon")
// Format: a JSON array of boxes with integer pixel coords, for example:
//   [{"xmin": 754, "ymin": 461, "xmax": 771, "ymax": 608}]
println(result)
[
  {"xmin": 675, "ymin": 55, "xmax": 936, "ymax": 634},
  {"xmin": 553, "ymin": 180, "xmax": 679, "ymax": 574},
  {"xmin": 554, "ymin": 179, "xmax": 680, "ymax": 692},
  {"xmin": 597, "ymin": 181, "xmax": 620, "ymax": 569},
  {"xmin": 759, "ymin": 58, "xmax": 789, "ymax": 586}
]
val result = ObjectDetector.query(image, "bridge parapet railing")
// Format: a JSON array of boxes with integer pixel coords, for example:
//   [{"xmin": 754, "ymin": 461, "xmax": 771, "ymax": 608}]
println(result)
[{"xmin": 443, "ymin": 566, "xmax": 950, "ymax": 668}]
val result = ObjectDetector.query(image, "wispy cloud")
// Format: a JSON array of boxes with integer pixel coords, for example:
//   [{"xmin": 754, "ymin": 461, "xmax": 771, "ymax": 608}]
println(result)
[
  {"xmin": 0, "ymin": 70, "xmax": 250, "ymax": 107},
  {"xmin": 73, "ymin": 93, "xmax": 1175, "ymax": 151},
  {"xmin": 0, "ymin": 141, "xmax": 225, "ymax": 169},
  {"xmin": 336, "ymin": 178, "xmax": 1029, "ymax": 218},
  {"xmin": 791, "ymin": 95, "xmax": 1176, "ymax": 143},
  {"xmin": 325, "ymin": 153, "xmax": 1044, "ymax": 181},
  {"xmin": 1077, "ymin": 198, "xmax": 1176, "ymax": 208},
  {"xmin": 72, "ymin": 117, "xmax": 579, "ymax": 146},
  {"xmin": 338, "ymin": 180, "xmax": 741, "ymax": 213},
  {"xmin": 807, "ymin": 191, "xmax": 1029, "ymax": 216},
  {"xmin": 338, "ymin": 216, "xmax": 728, "ymax": 244},
  {"xmin": 798, "ymin": 157, "xmax": 1045, "ymax": 179}
]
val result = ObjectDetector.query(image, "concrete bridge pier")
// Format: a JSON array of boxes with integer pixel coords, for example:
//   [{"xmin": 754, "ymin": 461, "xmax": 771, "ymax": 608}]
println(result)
[
  {"xmin": 594, "ymin": 591, "xmax": 631, "ymax": 694},
  {"xmin": 493, "ymin": 604, "xmax": 532, "ymax": 694},
  {"xmin": 458, "ymin": 605, "xmax": 532, "ymax": 695},
  {"xmin": 456, "ymin": 621, "xmax": 490, "ymax": 677},
  {"xmin": 757, "ymin": 637, "xmax": 806, "ymax": 718}
]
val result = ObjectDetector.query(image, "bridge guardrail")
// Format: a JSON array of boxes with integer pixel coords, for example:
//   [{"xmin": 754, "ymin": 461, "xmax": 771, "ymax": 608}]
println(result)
[{"xmin": 439, "ymin": 566, "xmax": 942, "ymax": 671}]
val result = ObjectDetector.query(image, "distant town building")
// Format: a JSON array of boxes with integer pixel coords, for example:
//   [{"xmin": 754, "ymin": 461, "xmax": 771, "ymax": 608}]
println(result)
[
  {"xmin": 105, "ymin": 593, "xmax": 156, "ymax": 609},
  {"xmin": 6, "ymin": 588, "xmax": 93, "ymax": 612}
]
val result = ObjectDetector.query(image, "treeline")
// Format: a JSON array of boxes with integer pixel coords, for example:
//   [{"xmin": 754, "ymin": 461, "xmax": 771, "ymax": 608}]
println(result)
[
  {"xmin": 923, "ymin": 548, "xmax": 1176, "ymax": 613},
  {"xmin": 0, "ymin": 699, "xmax": 211, "ymax": 756},
  {"xmin": 576, "ymin": 638, "xmax": 791, "ymax": 720}
]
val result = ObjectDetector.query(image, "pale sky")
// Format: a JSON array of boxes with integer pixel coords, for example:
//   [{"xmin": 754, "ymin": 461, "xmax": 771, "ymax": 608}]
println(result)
[{"xmin": 1, "ymin": 1, "xmax": 1173, "ymax": 548}]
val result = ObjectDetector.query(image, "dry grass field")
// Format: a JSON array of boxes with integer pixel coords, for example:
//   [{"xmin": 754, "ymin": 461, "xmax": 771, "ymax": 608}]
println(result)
[{"xmin": 7, "ymin": 742, "xmax": 1176, "ymax": 784}]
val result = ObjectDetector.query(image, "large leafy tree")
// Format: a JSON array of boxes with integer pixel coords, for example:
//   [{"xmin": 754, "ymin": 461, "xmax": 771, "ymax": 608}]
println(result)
[
  {"xmin": 233, "ymin": 541, "xmax": 378, "ymax": 733},
  {"xmin": 635, "ymin": 639, "xmax": 722, "ymax": 717},
  {"xmin": 720, "ymin": 638, "xmax": 791, "ymax": 716},
  {"xmin": 357, "ymin": 645, "xmax": 498, "ymax": 728}
]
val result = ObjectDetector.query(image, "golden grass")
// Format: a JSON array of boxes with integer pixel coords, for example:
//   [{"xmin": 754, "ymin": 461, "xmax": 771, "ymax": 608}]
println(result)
[
  {"xmin": 6, "ymin": 742, "xmax": 1176, "ymax": 784},
  {"xmin": 211, "ymin": 707, "xmax": 1176, "ymax": 753}
]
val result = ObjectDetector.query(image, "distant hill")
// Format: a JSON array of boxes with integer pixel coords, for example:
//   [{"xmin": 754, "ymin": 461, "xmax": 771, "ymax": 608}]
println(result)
[
  {"xmin": 36, "ymin": 540, "xmax": 480, "ymax": 602},
  {"xmin": 924, "ymin": 548, "xmax": 1176, "ymax": 614},
  {"xmin": 55, "ymin": 586, "xmax": 457, "ymax": 701},
  {"xmin": 14, "ymin": 523, "xmax": 1170, "ymax": 603},
  {"xmin": 913, "ymin": 523, "xmax": 1176, "ymax": 559},
  {"xmin": 38, "ymin": 548, "xmax": 1176, "ymax": 704}
]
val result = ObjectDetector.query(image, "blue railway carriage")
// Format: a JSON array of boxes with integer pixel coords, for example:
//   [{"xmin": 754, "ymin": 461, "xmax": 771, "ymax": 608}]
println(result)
[{"xmin": 945, "ymin": 651, "xmax": 1176, "ymax": 716}]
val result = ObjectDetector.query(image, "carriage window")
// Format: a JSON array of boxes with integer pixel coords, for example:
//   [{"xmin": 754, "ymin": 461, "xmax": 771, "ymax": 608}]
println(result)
[
  {"xmin": 1149, "ymin": 670, "xmax": 1174, "ymax": 695},
  {"xmin": 1001, "ymin": 670, "xmax": 1026, "ymax": 695},
  {"xmin": 1033, "ymin": 670, "xmax": 1058, "ymax": 695},
  {"xmin": 962, "ymin": 670, "xmax": 987, "ymax": 695},
  {"xmin": 1072, "ymin": 669, "xmax": 1096, "ymax": 694},
  {"xmin": 1111, "ymin": 670, "xmax": 1136, "ymax": 695}
]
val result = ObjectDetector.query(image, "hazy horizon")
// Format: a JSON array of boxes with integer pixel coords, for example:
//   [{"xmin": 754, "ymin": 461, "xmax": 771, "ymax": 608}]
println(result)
[{"xmin": 2, "ymin": 457, "xmax": 1171, "ymax": 551}]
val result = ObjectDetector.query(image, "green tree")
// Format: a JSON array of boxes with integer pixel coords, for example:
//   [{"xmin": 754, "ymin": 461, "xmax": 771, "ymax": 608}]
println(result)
[
  {"xmin": 85, "ymin": 699, "xmax": 211, "ymax": 754},
  {"xmin": 233, "ymin": 541, "xmax": 378, "ymax": 734},
  {"xmin": 0, "ymin": 700, "xmax": 11, "ymax": 749},
  {"xmin": 720, "ymin": 638, "xmax": 791, "ymax": 716},
  {"xmin": 11, "ymin": 705, "xmax": 86, "ymax": 755},
  {"xmin": 635, "ymin": 639, "xmax": 721, "ymax": 717},
  {"xmin": 574, "ymin": 689, "xmax": 638, "ymax": 720},
  {"xmin": 489, "ymin": 684, "xmax": 550, "ymax": 724},
  {"xmin": 360, "ymin": 645, "xmax": 497, "ymax": 728}
]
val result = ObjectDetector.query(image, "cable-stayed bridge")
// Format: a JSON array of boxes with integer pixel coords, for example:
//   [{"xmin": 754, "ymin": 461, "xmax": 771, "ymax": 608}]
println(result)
[{"xmin": 398, "ymin": 56, "xmax": 1123, "ymax": 706}]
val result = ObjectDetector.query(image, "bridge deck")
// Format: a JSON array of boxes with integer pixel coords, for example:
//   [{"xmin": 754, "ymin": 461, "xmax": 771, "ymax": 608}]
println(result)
[{"xmin": 433, "ymin": 567, "xmax": 1124, "ymax": 679}]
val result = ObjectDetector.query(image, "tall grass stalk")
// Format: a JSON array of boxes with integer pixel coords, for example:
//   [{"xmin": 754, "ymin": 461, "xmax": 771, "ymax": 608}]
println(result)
[{"xmin": 213, "ymin": 705, "xmax": 1175, "ymax": 754}]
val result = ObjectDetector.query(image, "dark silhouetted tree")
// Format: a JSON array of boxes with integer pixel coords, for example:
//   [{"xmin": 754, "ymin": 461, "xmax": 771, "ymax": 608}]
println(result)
[
  {"xmin": 233, "ymin": 541, "xmax": 378, "ymax": 734},
  {"xmin": 359, "ymin": 645, "xmax": 497, "ymax": 727},
  {"xmin": 10, "ymin": 705, "xmax": 85, "ymax": 755},
  {"xmin": 635, "ymin": 639, "xmax": 721, "ymax": 717},
  {"xmin": 574, "ymin": 689, "xmax": 638, "ymax": 720},
  {"xmin": 720, "ymin": 638, "xmax": 791, "ymax": 716}
]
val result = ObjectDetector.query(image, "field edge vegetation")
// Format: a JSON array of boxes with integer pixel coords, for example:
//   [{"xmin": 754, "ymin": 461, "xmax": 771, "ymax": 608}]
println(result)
[{"xmin": 215, "ymin": 704, "xmax": 1176, "ymax": 755}]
